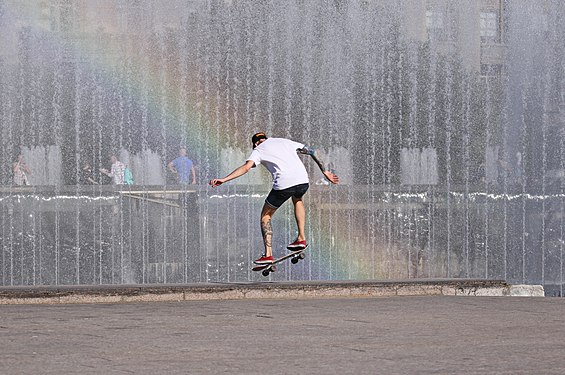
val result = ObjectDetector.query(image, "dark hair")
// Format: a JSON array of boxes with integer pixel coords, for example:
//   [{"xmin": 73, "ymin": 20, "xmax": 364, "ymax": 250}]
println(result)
[{"xmin": 251, "ymin": 132, "xmax": 268, "ymax": 148}]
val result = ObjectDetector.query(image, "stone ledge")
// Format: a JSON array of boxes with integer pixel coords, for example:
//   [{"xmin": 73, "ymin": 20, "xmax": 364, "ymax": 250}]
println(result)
[
  {"xmin": 0, "ymin": 279, "xmax": 544, "ymax": 305},
  {"xmin": 508, "ymin": 284, "xmax": 545, "ymax": 297}
]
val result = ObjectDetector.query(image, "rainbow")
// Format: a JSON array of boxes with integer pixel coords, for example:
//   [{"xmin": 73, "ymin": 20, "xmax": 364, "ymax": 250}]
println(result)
[{"xmin": 2, "ymin": 1, "xmax": 371, "ymax": 281}]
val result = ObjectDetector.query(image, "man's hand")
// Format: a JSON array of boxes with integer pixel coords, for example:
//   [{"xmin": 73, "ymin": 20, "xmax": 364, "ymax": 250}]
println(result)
[
  {"xmin": 323, "ymin": 171, "xmax": 340, "ymax": 184},
  {"xmin": 209, "ymin": 178, "xmax": 225, "ymax": 187}
]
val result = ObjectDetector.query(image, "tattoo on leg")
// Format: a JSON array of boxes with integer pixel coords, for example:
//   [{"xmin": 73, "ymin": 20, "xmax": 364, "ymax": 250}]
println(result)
[{"xmin": 261, "ymin": 219, "xmax": 273, "ymax": 248}]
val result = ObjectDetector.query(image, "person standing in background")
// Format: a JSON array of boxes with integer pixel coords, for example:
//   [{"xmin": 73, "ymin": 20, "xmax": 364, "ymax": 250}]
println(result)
[
  {"xmin": 81, "ymin": 161, "xmax": 98, "ymax": 185},
  {"xmin": 13, "ymin": 154, "xmax": 31, "ymax": 186},
  {"xmin": 99, "ymin": 155, "xmax": 126, "ymax": 185},
  {"xmin": 168, "ymin": 148, "xmax": 196, "ymax": 185}
]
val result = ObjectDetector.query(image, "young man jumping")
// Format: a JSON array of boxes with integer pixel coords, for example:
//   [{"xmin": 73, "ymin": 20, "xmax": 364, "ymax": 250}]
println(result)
[{"xmin": 209, "ymin": 132, "xmax": 339, "ymax": 264}]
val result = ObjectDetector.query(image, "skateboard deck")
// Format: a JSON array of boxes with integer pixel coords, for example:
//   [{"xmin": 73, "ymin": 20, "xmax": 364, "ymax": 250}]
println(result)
[{"xmin": 252, "ymin": 249, "xmax": 306, "ymax": 277}]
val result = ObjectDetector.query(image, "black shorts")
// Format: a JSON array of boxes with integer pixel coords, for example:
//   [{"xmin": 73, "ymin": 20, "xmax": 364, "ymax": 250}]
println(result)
[{"xmin": 265, "ymin": 183, "xmax": 309, "ymax": 209}]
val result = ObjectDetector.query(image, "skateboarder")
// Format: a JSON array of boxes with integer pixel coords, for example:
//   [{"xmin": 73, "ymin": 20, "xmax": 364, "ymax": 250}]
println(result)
[{"xmin": 209, "ymin": 132, "xmax": 339, "ymax": 264}]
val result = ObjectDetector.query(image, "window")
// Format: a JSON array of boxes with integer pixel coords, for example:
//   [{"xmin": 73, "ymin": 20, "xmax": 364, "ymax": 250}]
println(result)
[
  {"xmin": 426, "ymin": 10, "xmax": 446, "ymax": 41},
  {"xmin": 480, "ymin": 11, "xmax": 499, "ymax": 43},
  {"xmin": 531, "ymin": 12, "xmax": 549, "ymax": 33},
  {"xmin": 426, "ymin": 10, "xmax": 444, "ymax": 30},
  {"xmin": 480, "ymin": 64, "xmax": 503, "ymax": 78}
]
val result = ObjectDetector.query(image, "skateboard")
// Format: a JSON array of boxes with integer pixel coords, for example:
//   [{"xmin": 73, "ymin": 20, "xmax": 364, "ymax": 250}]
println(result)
[{"xmin": 252, "ymin": 249, "xmax": 306, "ymax": 277}]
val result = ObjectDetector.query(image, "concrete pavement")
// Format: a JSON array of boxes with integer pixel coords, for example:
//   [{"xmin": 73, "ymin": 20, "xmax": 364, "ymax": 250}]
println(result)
[
  {"xmin": 0, "ymin": 281, "xmax": 562, "ymax": 374},
  {"xmin": 1, "ymin": 296, "xmax": 564, "ymax": 374}
]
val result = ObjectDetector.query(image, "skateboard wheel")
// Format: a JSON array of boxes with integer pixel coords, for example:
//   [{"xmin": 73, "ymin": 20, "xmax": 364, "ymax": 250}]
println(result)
[
  {"xmin": 298, "ymin": 253, "xmax": 305, "ymax": 260},
  {"xmin": 271, "ymin": 265, "xmax": 277, "ymax": 272},
  {"xmin": 262, "ymin": 270, "xmax": 270, "ymax": 277},
  {"xmin": 291, "ymin": 257, "xmax": 299, "ymax": 264}
]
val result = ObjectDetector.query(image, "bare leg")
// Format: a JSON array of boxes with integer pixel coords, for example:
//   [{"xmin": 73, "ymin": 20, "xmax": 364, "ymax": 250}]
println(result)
[
  {"xmin": 292, "ymin": 196, "xmax": 306, "ymax": 241},
  {"xmin": 260, "ymin": 203, "xmax": 278, "ymax": 257}
]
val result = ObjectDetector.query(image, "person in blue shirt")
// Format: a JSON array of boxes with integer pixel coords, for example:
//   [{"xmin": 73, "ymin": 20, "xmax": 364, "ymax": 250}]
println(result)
[{"xmin": 168, "ymin": 148, "xmax": 196, "ymax": 185}]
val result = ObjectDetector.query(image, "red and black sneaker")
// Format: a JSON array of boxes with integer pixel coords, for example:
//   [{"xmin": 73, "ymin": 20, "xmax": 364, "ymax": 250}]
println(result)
[
  {"xmin": 253, "ymin": 254, "xmax": 274, "ymax": 264},
  {"xmin": 287, "ymin": 239, "xmax": 308, "ymax": 251}
]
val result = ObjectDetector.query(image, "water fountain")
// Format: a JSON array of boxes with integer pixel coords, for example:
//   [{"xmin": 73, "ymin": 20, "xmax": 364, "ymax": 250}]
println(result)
[{"xmin": 0, "ymin": 1, "xmax": 563, "ymax": 294}]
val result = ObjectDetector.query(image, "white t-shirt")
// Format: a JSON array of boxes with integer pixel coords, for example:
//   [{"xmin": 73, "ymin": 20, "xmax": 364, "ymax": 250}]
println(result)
[{"xmin": 246, "ymin": 138, "xmax": 309, "ymax": 190}]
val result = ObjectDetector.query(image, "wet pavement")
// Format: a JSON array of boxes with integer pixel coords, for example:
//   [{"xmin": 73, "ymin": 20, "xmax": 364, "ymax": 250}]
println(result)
[{"xmin": 1, "ymin": 294, "xmax": 564, "ymax": 374}]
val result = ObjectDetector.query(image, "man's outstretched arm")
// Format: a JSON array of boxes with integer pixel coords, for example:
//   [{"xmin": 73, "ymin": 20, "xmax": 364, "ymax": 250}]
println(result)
[
  {"xmin": 298, "ymin": 146, "xmax": 339, "ymax": 184},
  {"xmin": 209, "ymin": 160, "xmax": 255, "ymax": 187}
]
